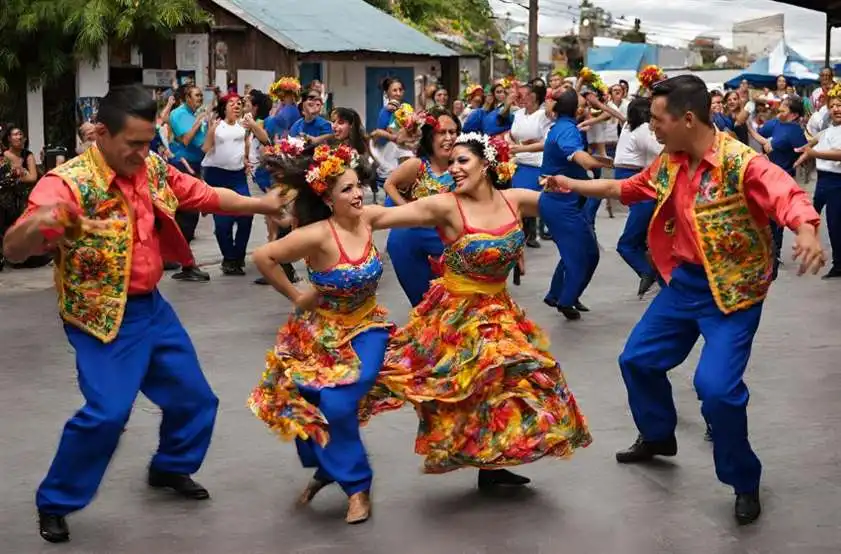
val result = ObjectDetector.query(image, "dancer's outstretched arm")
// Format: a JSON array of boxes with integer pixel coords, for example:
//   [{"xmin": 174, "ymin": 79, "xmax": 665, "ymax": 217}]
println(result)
[{"xmin": 364, "ymin": 194, "xmax": 453, "ymax": 231}]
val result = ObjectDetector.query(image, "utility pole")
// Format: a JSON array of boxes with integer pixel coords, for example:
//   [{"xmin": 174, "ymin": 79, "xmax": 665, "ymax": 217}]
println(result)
[{"xmin": 528, "ymin": 0, "xmax": 539, "ymax": 78}]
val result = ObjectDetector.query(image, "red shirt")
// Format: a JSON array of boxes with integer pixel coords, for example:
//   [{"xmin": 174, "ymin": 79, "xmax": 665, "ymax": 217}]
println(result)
[
  {"xmin": 620, "ymin": 148, "xmax": 821, "ymax": 283},
  {"xmin": 19, "ymin": 162, "xmax": 221, "ymax": 294}
]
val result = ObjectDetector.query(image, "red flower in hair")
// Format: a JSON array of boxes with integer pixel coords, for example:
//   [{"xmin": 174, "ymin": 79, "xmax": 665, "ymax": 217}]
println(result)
[{"xmin": 488, "ymin": 135, "xmax": 511, "ymax": 164}]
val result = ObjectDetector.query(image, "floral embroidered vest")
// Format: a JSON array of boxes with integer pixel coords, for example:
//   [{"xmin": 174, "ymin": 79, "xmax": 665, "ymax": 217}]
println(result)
[
  {"xmin": 648, "ymin": 133, "xmax": 773, "ymax": 314},
  {"xmin": 50, "ymin": 147, "xmax": 180, "ymax": 343}
]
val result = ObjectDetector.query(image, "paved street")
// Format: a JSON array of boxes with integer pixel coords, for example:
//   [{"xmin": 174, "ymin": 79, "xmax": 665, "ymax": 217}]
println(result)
[{"xmin": 1, "ymin": 206, "xmax": 840, "ymax": 553}]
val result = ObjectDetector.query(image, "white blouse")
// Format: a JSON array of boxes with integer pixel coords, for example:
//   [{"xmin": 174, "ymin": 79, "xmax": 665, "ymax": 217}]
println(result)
[
  {"xmin": 614, "ymin": 123, "xmax": 662, "ymax": 168},
  {"xmin": 815, "ymin": 125, "xmax": 841, "ymax": 174},
  {"xmin": 201, "ymin": 120, "xmax": 247, "ymax": 171},
  {"xmin": 510, "ymin": 106, "xmax": 552, "ymax": 167}
]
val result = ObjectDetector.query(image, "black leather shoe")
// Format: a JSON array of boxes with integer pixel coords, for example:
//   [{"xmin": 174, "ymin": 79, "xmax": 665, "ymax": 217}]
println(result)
[
  {"xmin": 172, "ymin": 266, "xmax": 210, "ymax": 282},
  {"xmin": 822, "ymin": 267, "xmax": 841, "ymax": 280},
  {"xmin": 478, "ymin": 469, "xmax": 531, "ymax": 490},
  {"xmin": 558, "ymin": 305, "xmax": 581, "ymax": 320},
  {"xmin": 735, "ymin": 491, "xmax": 761, "ymax": 525},
  {"xmin": 525, "ymin": 238, "xmax": 541, "ymax": 248},
  {"xmin": 615, "ymin": 434, "xmax": 677, "ymax": 463},
  {"xmin": 38, "ymin": 512, "xmax": 69, "ymax": 543},
  {"xmin": 148, "ymin": 470, "xmax": 210, "ymax": 500},
  {"xmin": 638, "ymin": 274, "xmax": 657, "ymax": 298},
  {"xmin": 574, "ymin": 301, "xmax": 590, "ymax": 312}
]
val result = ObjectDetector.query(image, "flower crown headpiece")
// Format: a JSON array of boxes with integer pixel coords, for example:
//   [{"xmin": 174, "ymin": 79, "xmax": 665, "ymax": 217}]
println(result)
[
  {"xmin": 268, "ymin": 77, "xmax": 302, "ymax": 101},
  {"xmin": 828, "ymin": 83, "xmax": 841, "ymax": 100},
  {"xmin": 394, "ymin": 104, "xmax": 438, "ymax": 132},
  {"xmin": 552, "ymin": 67, "xmax": 570, "ymax": 78},
  {"xmin": 638, "ymin": 65, "xmax": 666, "ymax": 91},
  {"xmin": 305, "ymin": 144, "xmax": 360, "ymax": 196},
  {"xmin": 454, "ymin": 133, "xmax": 516, "ymax": 184},
  {"xmin": 463, "ymin": 84, "xmax": 484, "ymax": 100},
  {"xmin": 262, "ymin": 136, "xmax": 306, "ymax": 159},
  {"xmin": 579, "ymin": 67, "xmax": 607, "ymax": 94}
]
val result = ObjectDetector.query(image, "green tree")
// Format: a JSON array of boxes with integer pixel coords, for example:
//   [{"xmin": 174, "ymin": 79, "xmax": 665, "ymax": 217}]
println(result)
[{"xmin": 0, "ymin": 0, "xmax": 211, "ymax": 93}]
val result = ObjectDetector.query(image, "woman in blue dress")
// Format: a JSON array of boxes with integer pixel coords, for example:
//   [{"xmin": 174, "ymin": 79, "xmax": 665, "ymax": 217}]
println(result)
[{"xmin": 382, "ymin": 107, "xmax": 461, "ymax": 306}]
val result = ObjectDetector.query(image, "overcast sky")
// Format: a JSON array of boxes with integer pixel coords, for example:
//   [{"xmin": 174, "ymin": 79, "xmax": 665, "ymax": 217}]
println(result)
[{"xmin": 490, "ymin": 0, "xmax": 839, "ymax": 60}]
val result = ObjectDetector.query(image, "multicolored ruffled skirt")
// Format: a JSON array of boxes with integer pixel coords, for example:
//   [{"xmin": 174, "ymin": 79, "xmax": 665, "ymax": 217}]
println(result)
[
  {"xmin": 248, "ymin": 298, "xmax": 395, "ymax": 446},
  {"xmin": 366, "ymin": 273, "xmax": 592, "ymax": 473}
]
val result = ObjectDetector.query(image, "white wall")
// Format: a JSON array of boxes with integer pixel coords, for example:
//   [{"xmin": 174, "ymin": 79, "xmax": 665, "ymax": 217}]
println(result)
[
  {"xmin": 324, "ymin": 59, "xmax": 441, "ymax": 124},
  {"xmin": 76, "ymin": 43, "xmax": 109, "ymax": 98},
  {"xmin": 26, "ymin": 85, "xmax": 45, "ymax": 162}
]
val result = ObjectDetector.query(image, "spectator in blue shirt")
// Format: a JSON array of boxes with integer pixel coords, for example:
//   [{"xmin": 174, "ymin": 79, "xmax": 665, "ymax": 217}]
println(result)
[
  {"xmin": 750, "ymin": 95, "xmax": 808, "ymax": 278},
  {"xmin": 540, "ymin": 88, "xmax": 606, "ymax": 320},
  {"xmin": 166, "ymin": 84, "xmax": 211, "ymax": 282},
  {"xmin": 264, "ymin": 83, "xmax": 301, "ymax": 143},
  {"xmin": 290, "ymin": 87, "xmax": 334, "ymax": 142},
  {"xmin": 481, "ymin": 83, "xmax": 515, "ymax": 137}
]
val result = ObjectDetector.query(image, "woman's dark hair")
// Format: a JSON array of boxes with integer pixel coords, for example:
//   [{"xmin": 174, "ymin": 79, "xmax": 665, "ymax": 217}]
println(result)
[
  {"xmin": 453, "ymin": 138, "xmax": 509, "ymax": 190},
  {"xmin": 416, "ymin": 107, "xmax": 461, "ymax": 160},
  {"xmin": 330, "ymin": 107, "xmax": 368, "ymax": 156},
  {"xmin": 248, "ymin": 89, "xmax": 272, "ymax": 120},
  {"xmin": 626, "ymin": 97, "xmax": 651, "ymax": 131},
  {"xmin": 552, "ymin": 88, "xmax": 580, "ymax": 119},
  {"xmin": 382, "ymin": 77, "xmax": 402, "ymax": 94},
  {"xmin": 297, "ymin": 86, "xmax": 321, "ymax": 114},
  {"xmin": 215, "ymin": 93, "xmax": 241, "ymax": 120},
  {"xmin": 650, "ymin": 75, "xmax": 712, "ymax": 126},
  {"xmin": 0, "ymin": 123, "xmax": 29, "ymax": 150},
  {"xmin": 97, "ymin": 84, "xmax": 158, "ymax": 134},
  {"xmin": 523, "ymin": 82, "xmax": 548, "ymax": 106},
  {"xmin": 262, "ymin": 143, "xmax": 373, "ymax": 227}
]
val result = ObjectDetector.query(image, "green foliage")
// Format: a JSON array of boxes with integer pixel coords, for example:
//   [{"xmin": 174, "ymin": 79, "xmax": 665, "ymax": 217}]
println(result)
[
  {"xmin": 621, "ymin": 18, "xmax": 646, "ymax": 44},
  {"xmin": 365, "ymin": 0, "xmax": 499, "ymax": 52},
  {"xmin": 0, "ymin": 0, "xmax": 211, "ymax": 92}
]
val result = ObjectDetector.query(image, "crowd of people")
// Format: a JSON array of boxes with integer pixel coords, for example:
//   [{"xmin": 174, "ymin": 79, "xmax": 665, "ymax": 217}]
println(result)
[{"xmin": 0, "ymin": 63, "xmax": 835, "ymax": 545}]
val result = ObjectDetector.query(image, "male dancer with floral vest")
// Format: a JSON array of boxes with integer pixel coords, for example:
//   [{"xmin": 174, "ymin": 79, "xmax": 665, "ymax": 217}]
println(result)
[
  {"xmin": 3, "ymin": 85, "xmax": 285, "ymax": 543},
  {"xmin": 543, "ymin": 75, "xmax": 825, "ymax": 525}
]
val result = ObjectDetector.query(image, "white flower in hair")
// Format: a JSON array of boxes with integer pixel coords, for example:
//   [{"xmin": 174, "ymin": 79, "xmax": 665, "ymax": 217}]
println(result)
[{"xmin": 454, "ymin": 132, "xmax": 498, "ymax": 165}]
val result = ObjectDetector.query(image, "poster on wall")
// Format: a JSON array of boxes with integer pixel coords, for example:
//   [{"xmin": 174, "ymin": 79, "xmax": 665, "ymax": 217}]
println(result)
[
  {"xmin": 175, "ymin": 34, "xmax": 209, "ymax": 89},
  {"xmin": 76, "ymin": 97, "xmax": 100, "ymax": 125},
  {"xmin": 237, "ymin": 70, "xmax": 276, "ymax": 96}
]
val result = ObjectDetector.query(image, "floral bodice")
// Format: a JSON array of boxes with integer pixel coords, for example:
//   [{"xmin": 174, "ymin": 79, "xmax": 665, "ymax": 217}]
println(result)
[
  {"xmin": 410, "ymin": 158, "xmax": 455, "ymax": 200},
  {"xmin": 307, "ymin": 233, "xmax": 384, "ymax": 315},
  {"xmin": 440, "ymin": 194, "xmax": 524, "ymax": 283}
]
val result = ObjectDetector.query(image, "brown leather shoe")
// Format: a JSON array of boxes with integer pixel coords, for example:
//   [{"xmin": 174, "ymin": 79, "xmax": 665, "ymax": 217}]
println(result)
[
  {"xmin": 345, "ymin": 491, "xmax": 371, "ymax": 524},
  {"xmin": 298, "ymin": 478, "xmax": 330, "ymax": 505}
]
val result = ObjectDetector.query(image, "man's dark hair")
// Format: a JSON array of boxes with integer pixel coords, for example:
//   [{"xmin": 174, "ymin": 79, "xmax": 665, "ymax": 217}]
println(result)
[
  {"xmin": 552, "ymin": 88, "xmax": 579, "ymax": 119},
  {"xmin": 786, "ymin": 96, "xmax": 805, "ymax": 118},
  {"xmin": 651, "ymin": 75, "xmax": 712, "ymax": 126},
  {"xmin": 97, "ymin": 85, "xmax": 157, "ymax": 134}
]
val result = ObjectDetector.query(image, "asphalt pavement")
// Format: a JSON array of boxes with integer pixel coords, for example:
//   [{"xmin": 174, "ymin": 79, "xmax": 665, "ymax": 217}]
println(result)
[{"xmin": 0, "ymin": 201, "xmax": 839, "ymax": 553}]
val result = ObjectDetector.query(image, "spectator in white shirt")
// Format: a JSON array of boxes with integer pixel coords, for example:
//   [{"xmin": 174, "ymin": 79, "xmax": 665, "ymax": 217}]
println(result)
[
  {"xmin": 795, "ymin": 92, "xmax": 841, "ymax": 278},
  {"xmin": 201, "ymin": 93, "xmax": 254, "ymax": 275},
  {"xmin": 509, "ymin": 81, "xmax": 552, "ymax": 247},
  {"xmin": 613, "ymin": 97, "xmax": 663, "ymax": 297}
]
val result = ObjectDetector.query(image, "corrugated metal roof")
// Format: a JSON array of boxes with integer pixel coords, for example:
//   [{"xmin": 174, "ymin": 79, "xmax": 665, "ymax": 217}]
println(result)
[{"xmin": 210, "ymin": 0, "xmax": 458, "ymax": 57}]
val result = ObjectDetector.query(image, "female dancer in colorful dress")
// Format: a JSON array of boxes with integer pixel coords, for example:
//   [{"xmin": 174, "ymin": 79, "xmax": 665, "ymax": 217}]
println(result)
[
  {"xmin": 248, "ymin": 142, "xmax": 393, "ymax": 525},
  {"xmin": 365, "ymin": 133, "xmax": 592, "ymax": 487},
  {"xmin": 382, "ymin": 107, "xmax": 460, "ymax": 306}
]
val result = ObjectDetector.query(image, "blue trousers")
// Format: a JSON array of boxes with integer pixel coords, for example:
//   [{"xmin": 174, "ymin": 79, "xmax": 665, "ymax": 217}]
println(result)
[
  {"xmin": 813, "ymin": 170, "xmax": 841, "ymax": 268},
  {"xmin": 37, "ymin": 291, "xmax": 219, "ymax": 516},
  {"xmin": 618, "ymin": 264, "xmax": 763, "ymax": 494},
  {"xmin": 204, "ymin": 166, "xmax": 253, "ymax": 262},
  {"xmin": 295, "ymin": 328, "xmax": 388, "ymax": 496},
  {"xmin": 539, "ymin": 192, "xmax": 600, "ymax": 307},
  {"xmin": 614, "ymin": 168, "xmax": 656, "ymax": 277},
  {"xmin": 387, "ymin": 226, "xmax": 445, "ymax": 306},
  {"xmin": 583, "ymin": 197, "xmax": 602, "ymax": 228}
]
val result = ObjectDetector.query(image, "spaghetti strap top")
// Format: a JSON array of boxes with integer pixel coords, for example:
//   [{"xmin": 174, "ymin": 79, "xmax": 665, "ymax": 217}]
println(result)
[
  {"xmin": 307, "ymin": 219, "xmax": 383, "ymax": 314},
  {"xmin": 442, "ymin": 192, "xmax": 520, "ymax": 244}
]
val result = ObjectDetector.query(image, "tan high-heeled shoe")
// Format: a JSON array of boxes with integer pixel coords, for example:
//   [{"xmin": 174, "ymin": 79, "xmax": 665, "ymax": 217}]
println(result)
[
  {"xmin": 298, "ymin": 478, "xmax": 330, "ymax": 505},
  {"xmin": 345, "ymin": 491, "xmax": 371, "ymax": 524}
]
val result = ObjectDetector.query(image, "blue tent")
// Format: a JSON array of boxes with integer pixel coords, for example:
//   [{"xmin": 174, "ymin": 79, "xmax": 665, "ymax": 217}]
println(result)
[
  {"xmin": 725, "ymin": 41, "xmax": 820, "ymax": 88},
  {"xmin": 586, "ymin": 43, "xmax": 658, "ymax": 71}
]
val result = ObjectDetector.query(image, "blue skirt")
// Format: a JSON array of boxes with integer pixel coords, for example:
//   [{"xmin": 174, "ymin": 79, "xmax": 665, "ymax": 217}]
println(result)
[{"xmin": 512, "ymin": 164, "xmax": 542, "ymax": 191}]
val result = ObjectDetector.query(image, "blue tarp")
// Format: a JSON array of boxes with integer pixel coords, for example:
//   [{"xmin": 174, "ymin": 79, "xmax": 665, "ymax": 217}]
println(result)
[
  {"xmin": 586, "ymin": 43, "xmax": 658, "ymax": 71},
  {"xmin": 725, "ymin": 42, "xmax": 820, "ymax": 88}
]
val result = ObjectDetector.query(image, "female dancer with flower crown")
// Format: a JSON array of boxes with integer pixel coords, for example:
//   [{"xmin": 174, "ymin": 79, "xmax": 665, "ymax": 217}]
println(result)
[
  {"xmin": 382, "ymin": 107, "xmax": 461, "ymax": 306},
  {"xmin": 248, "ymin": 141, "xmax": 394, "ymax": 525},
  {"xmin": 364, "ymin": 133, "xmax": 592, "ymax": 487}
]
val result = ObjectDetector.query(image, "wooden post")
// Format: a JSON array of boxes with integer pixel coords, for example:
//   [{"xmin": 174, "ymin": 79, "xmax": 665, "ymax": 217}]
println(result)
[{"xmin": 528, "ymin": 0, "xmax": 539, "ymax": 78}]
